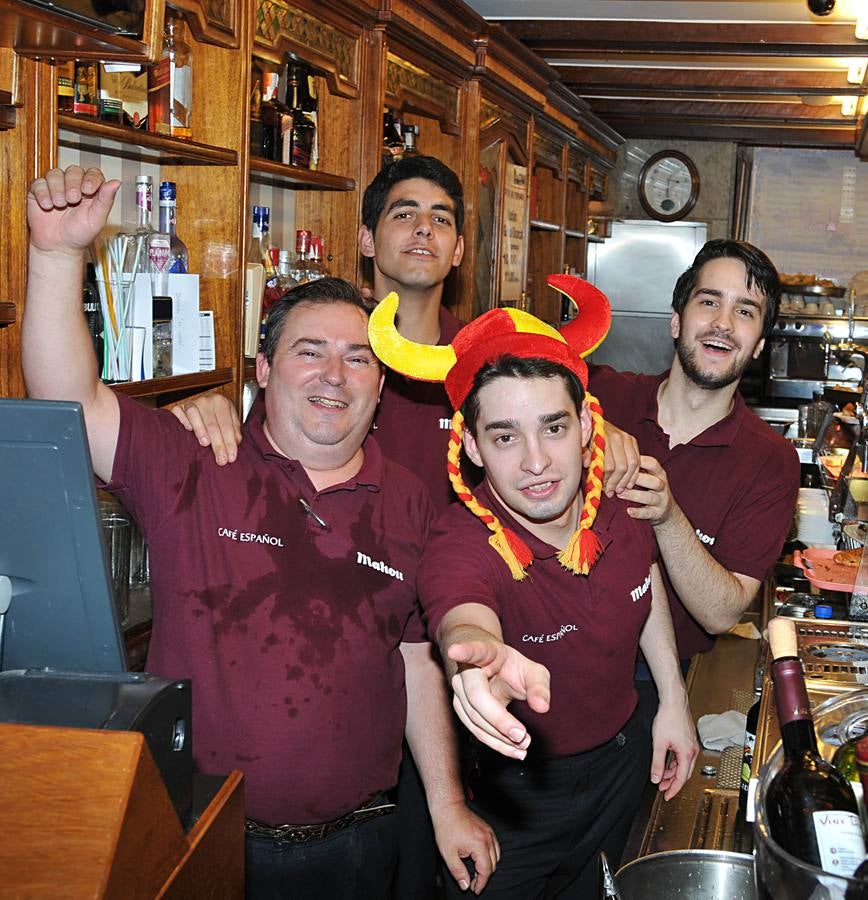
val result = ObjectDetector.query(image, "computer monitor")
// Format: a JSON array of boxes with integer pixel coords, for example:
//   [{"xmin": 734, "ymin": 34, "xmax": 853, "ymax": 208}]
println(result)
[{"xmin": 0, "ymin": 398, "xmax": 128, "ymax": 672}]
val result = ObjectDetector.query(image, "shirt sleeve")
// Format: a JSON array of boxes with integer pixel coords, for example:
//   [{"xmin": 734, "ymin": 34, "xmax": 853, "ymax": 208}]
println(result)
[
  {"xmin": 102, "ymin": 392, "xmax": 203, "ymax": 536},
  {"xmin": 417, "ymin": 509, "xmax": 504, "ymax": 641},
  {"xmin": 709, "ymin": 440, "xmax": 799, "ymax": 581}
]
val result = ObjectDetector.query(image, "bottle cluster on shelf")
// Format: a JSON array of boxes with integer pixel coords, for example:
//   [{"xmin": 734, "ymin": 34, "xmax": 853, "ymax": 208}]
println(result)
[
  {"xmin": 244, "ymin": 205, "xmax": 330, "ymax": 357},
  {"xmin": 85, "ymin": 175, "xmax": 197, "ymax": 383},
  {"xmin": 56, "ymin": 15, "xmax": 192, "ymax": 138},
  {"xmin": 381, "ymin": 110, "xmax": 420, "ymax": 169},
  {"xmin": 250, "ymin": 61, "xmax": 318, "ymax": 169}
]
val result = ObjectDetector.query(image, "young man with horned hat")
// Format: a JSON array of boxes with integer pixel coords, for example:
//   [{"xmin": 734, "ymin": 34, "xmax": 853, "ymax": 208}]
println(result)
[{"xmin": 368, "ymin": 276, "xmax": 699, "ymax": 898}]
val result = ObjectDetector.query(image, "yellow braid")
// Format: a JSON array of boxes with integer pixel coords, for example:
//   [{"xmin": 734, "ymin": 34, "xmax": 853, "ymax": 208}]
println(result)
[
  {"xmin": 447, "ymin": 410, "xmax": 530, "ymax": 580},
  {"xmin": 558, "ymin": 392, "xmax": 606, "ymax": 575}
]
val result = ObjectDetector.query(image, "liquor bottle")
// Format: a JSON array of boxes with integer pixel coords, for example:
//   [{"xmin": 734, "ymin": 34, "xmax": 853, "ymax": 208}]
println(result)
[
  {"xmin": 736, "ymin": 693, "xmax": 761, "ymax": 842},
  {"xmin": 308, "ymin": 237, "xmax": 329, "ymax": 280},
  {"xmin": 765, "ymin": 617, "xmax": 866, "ymax": 878},
  {"xmin": 249, "ymin": 75, "xmax": 264, "ymax": 158},
  {"xmin": 259, "ymin": 70, "xmax": 288, "ymax": 161},
  {"xmin": 289, "ymin": 229, "xmax": 313, "ymax": 283},
  {"xmin": 83, "ymin": 262, "xmax": 104, "ymax": 369},
  {"xmin": 282, "ymin": 65, "xmax": 315, "ymax": 169},
  {"xmin": 402, "ymin": 123, "xmax": 420, "ymax": 158},
  {"xmin": 277, "ymin": 250, "xmax": 299, "ymax": 295},
  {"xmin": 302, "ymin": 69, "xmax": 319, "ymax": 169},
  {"xmin": 158, "ymin": 181, "xmax": 189, "ymax": 274},
  {"xmin": 148, "ymin": 16, "xmax": 192, "ymax": 139},
  {"xmin": 73, "ymin": 61, "xmax": 100, "ymax": 118},
  {"xmin": 249, "ymin": 207, "xmax": 281, "ymax": 310},
  {"xmin": 381, "ymin": 111, "xmax": 404, "ymax": 168},
  {"xmin": 57, "ymin": 60, "xmax": 75, "ymax": 112}
]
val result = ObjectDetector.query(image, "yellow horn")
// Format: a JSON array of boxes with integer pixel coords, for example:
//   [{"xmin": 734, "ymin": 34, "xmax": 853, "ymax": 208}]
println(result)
[{"xmin": 368, "ymin": 291, "xmax": 457, "ymax": 383}]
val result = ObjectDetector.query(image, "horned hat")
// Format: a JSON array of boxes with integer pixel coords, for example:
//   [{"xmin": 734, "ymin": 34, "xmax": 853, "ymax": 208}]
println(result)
[{"xmin": 369, "ymin": 275, "xmax": 612, "ymax": 580}]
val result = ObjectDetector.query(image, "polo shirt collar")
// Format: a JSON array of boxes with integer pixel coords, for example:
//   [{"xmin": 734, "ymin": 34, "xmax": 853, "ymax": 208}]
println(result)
[
  {"xmin": 244, "ymin": 405, "xmax": 383, "ymax": 492},
  {"xmin": 475, "ymin": 480, "xmax": 619, "ymax": 562},
  {"xmin": 645, "ymin": 369, "xmax": 746, "ymax": 448}
]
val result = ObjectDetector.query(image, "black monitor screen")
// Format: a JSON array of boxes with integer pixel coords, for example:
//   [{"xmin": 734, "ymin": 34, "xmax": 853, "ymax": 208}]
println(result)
[{"xmin": 0, "ymin": 398, "xmax": 127, "ymax": 672}]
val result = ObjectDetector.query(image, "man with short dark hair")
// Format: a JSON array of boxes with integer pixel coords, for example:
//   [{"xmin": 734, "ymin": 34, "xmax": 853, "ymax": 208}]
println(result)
[
  {"xmin": 22, "ymin": 165, "xmax": 498, "ymax": 899},
  {"xmin": 368, "ymin": 285, "xmax": 699, "ymax": 897},
  {"xmin": 592, "ymin": 239, "xmax": 799, "ymax": 665}
]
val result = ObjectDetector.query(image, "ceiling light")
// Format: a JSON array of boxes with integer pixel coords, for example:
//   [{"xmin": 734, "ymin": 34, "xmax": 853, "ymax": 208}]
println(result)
[
  {"xmin": 842, "ymin": 95, "xmax": 859, "ymax": 115},
  {"xmin": 849, "ymin": 59, "xmax": 868, "ymax": 83}
]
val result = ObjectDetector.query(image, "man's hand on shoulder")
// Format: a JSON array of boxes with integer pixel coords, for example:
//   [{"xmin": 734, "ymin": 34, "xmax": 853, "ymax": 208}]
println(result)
[
  {"xmin": 170, "ymin": 391, "xmax": 242, "ymax": 465},
  {"xmin": 602, "ymin": 420, "xmax": 641, "ymax": 496},
  {"xmin": 430, "ymin": 800, "xmax": 500, "ymax": 895}
]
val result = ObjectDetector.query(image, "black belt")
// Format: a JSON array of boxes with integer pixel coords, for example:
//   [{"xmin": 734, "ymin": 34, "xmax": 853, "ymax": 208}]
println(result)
[{"xmin": 245, "ymin": 793, "xmax": 396, "ymax": 844}]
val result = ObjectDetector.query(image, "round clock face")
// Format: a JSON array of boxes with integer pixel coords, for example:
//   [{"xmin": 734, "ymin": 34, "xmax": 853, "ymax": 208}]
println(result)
[{"xmin": 638, "ymin": 151, "xmax": 700, "ymax": 222}]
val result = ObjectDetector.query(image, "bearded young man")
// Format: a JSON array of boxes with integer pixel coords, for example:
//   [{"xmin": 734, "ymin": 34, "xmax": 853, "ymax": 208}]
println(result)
[{"xmin": 590, "ymin": 239, "xmax": 800, "ymax": 668}]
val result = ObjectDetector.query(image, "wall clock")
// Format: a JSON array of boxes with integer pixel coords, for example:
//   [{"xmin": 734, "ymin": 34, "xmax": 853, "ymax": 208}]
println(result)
[{"xmin": 637, "ymin": 150, "xmax": 700, "ymax": 222}]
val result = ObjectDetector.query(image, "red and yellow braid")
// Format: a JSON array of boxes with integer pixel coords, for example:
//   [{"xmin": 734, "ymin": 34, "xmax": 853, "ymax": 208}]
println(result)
[
  {"xmin": 447, "ymin": 409, "xmax": 534, "ymax": 581},
  {"xmin": 558, "ymin": 393, "xmax": 606, "ymax": 575}
]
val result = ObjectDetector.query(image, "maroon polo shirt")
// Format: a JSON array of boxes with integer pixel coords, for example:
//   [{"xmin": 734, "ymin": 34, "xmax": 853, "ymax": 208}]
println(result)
[
  {"xmin": 373, "ymin": 305, "xmax": 464, "ymax": 513},
  {"xmin": 105, "ymin": 393, "xmax": 433, "ymax": 825},
  {"xmin": 588, "ymin": 364, "xmax": 799, "ymax": 660},
  {"xmin": 419, "ymin": 482, "xmax": 657, "ymax": 757}
]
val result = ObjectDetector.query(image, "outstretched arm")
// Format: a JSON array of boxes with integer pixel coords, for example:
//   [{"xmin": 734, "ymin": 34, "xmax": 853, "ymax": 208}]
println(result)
[
  {"xmin": 401, "ymin": 641, "xmax": 500, "ymax": 895},
  {"xmin": 23, "ymin": 166, "xmax": 122, "ymax": 482},
  {"xmin": 619, "ymin": 455, "xmax": 759, "ymax": 633},
  {"xmin": 436, "ymin": 603, "xmax": 550, "ymax": 760},
  {"xmin": 639, "ymin": 564, "xmax": 698, "ymax": 801}
]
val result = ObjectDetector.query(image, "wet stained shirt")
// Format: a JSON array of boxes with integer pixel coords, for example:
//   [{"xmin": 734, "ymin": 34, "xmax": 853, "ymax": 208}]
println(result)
[
  {"xmin": 419, "ymin": 482, "xmax": 658, "ymax": 757},
  {"xmin": 105, "ymin": 393, "xmax": 433, "ymax": 824},
  {"xmin": 588, "ymin": 364, "xmax": 800, "ymax": 660}
]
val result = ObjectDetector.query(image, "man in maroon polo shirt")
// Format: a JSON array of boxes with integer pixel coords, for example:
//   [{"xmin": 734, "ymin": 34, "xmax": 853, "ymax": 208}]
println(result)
[
  {"xmin": 368, "ymin": 286, "xmax": 699, "ymax": 898},
  {"xmin": 21, "ymin": 165, "xmax": 499, "ymax": 899},
  {"xmin": 174, "ymin": 156, "xmax": 473, "ymax": 898},
  {"xmin": 590, "ymin": 240, "xmax": 800, "ymax": 668}
]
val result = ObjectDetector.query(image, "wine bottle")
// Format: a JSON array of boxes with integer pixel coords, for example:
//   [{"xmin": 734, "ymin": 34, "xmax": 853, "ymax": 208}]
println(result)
[{"xmin": 765, "ymin": 617, "xmax": 866, "ymax": 878}]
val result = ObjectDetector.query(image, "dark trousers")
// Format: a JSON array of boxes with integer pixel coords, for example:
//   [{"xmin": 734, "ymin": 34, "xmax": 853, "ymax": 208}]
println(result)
[
  {"xmin": 244, "ymin": 811, "xmax": 399, "ymax": 900},
  {"xmin": 394, "ymin": 742, "xmax": 441, "ymax": 899},
  {"xmin": 445, "ymin": 707, "xmax": 649, "ymax": 900}
]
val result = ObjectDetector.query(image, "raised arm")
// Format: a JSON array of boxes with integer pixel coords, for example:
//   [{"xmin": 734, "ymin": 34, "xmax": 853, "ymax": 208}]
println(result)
[
  {"xmin": 436, "ymin": 602, "xmax": 550, "ymax": 760},
  {"xmin": 620, "ymin": 455, "xmax": 759, "ymax": 633},
  {"xmin": 401, "ymin": 641, "xmax": 500, "ymax": 895},
  {"xmin": 639, "ymin": 563, "xmax": 698, "ymax": 800},
  {"xmin": 22, "ymin": 166, "xmax": 121, "ymax": 482}
]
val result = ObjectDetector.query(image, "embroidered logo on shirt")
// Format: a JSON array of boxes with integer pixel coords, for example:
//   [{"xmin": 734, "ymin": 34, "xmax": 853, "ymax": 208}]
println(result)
[
  {"xmin": 356, "ymin": 551, "xmax": 405, "ymax": 581},
  {"xmin": 695, "ymin": 528, "xmax": 716, "ymax": 547},
  {"xmin": 522, "ymin": 624, "xmax": 579, "ymax": 643},
  {"xmin": 630, "ymin": 572, "xmax": 652, "ymax": 603},
  {"xmin": 217, "ymin": 527, "xmax": 285, "ymax": 547}
]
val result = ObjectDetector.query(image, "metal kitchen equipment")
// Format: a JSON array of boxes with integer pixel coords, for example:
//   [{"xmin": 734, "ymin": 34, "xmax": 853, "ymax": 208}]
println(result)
[{"xmin": 615, "ymin": 850, "xmax": 757, "ymax": 899}]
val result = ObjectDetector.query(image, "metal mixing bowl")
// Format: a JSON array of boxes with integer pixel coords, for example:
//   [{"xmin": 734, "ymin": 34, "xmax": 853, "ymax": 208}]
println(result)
[{"xmin": 615, "ymin": 850, "xmax": 757, "ymax": 899}]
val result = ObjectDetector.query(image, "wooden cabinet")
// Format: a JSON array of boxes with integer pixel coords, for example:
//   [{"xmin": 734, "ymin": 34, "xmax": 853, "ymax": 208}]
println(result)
[{"xmin": 0, "ymin": 0, "xmax": 620, "ymax": 402}]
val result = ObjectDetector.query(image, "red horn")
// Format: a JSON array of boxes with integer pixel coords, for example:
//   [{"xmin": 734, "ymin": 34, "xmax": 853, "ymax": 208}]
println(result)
[{"xmin": 547, "ymin": 274, "xmax": 612, "ymax": 358}]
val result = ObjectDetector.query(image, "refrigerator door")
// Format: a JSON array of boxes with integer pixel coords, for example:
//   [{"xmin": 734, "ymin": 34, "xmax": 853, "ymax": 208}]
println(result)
[{"xmin": 587, "ymin": 220, "xmax": 707, "ymax": 375}]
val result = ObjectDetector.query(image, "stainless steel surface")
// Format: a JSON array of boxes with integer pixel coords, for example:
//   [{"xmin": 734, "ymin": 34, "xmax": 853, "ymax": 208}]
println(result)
[
  {"xmin": 586, "ymin": 220, "xmax": 707, "ymax": 375},
  {"xmin": 615, "ymin": 850, "xmax": 757, "ymax": 900}
]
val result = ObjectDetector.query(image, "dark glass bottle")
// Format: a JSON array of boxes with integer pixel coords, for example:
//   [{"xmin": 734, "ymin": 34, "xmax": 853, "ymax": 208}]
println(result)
[
  {"xmin": 259, "ymin": 70, "xmax": 289, "ymax": 161},
  {"xmin": 735, "ymin": 693, "xmax": 761, "ymax": 850},
  {"xmin": 283, "ymin": 65, "xmax": 315, "ymax": 169},
  {"xmin": 766, "ymin": 617, "xmax": 866, "ymax": 878},
  {"xmin": 83, "ymin": 262, "xmax": 103, "ymax": 370}
]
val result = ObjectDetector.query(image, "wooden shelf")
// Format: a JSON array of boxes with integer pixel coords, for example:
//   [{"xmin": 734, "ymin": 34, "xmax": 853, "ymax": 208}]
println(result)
[
  {"xmin": 58, "ymin": 115, "xmax": 238, "ymax": 166},
  {"xmin": 249, "ymin": 157, "xmax": 356, "ymax": 192},
  {"xmin": 109, "ymin": 368, "xmax": 234, "ymax": 400},
  {"xmin": 529, "ymin": 218, "xmax": 561, "ymax": 232},
  {"xmin": 0, "ymin": 301, "xmax": 14, "ymax": 327}
]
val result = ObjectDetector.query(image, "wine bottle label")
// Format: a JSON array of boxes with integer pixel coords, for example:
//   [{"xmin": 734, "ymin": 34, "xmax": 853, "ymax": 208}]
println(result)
[
  {"xmin": 772, "ymin": 658, "xmax": 812, "ymax": 724},
  {"xmin": 813, "ymin": 810, "xmax": 866, "ymax": 877}
]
